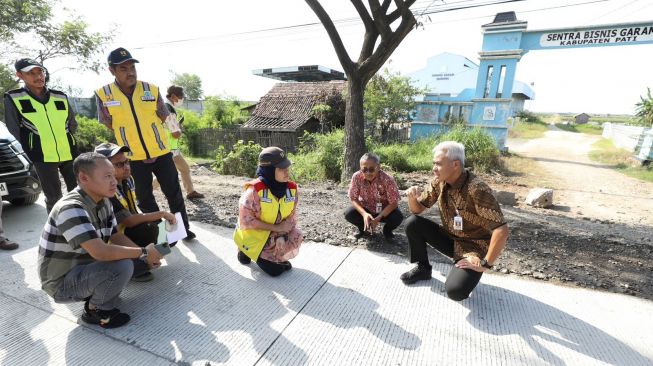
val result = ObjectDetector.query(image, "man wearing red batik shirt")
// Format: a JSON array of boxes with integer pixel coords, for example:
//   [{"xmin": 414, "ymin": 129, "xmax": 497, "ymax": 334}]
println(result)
[{"xmin": 345, "ymin": 153, "xmax": 403, "ymax": 239}]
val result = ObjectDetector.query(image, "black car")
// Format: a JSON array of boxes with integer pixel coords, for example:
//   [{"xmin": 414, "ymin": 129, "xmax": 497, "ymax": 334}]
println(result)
[{"xmin": 0, "ymin": 121, "xmax": 42, "ymax": 205}]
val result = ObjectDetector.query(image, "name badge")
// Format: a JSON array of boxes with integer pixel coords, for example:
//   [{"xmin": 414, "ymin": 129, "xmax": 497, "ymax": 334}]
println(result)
[
  {"xmin": 104, "ymin": 100, "xmax": 121, "ymax": 107},
  {"xmin": 141, "ymin": 96, "xmax": 156, "ymax": 101},
  {"xmin": 453, "ymin": 215, "xmax": 463, "ymax": 231}
]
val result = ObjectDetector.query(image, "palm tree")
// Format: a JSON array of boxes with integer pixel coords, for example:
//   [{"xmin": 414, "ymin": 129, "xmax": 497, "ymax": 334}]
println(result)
[{"xmin": 635, "ymin": 87, "xmax": 653, "ymax": 127}]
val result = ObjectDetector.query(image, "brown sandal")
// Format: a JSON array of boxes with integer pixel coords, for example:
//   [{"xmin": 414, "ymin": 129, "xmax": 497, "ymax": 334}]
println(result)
[{"xmin": 0, "ymin": 239, "xmax": 19, "ymax": 251}]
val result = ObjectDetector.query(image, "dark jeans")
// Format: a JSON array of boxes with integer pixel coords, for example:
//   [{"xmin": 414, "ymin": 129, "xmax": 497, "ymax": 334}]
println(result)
[
  {"xmin": 405, "ymin": 215, "xmax": 483, "ymax": 301},
  {"xmin": 256, "ymin": 257, "xmax": 287, "ymax": 277},
  {"xmin": 130, "ymin": 153, "xmax": 189, "ymax": 231},
  {"xmin": 344, "ymin": 206, "xmax": 404, "ymax": 234},
  {"xmin": 124, "ymin": 222, "xmax": 159, "ymax": 276},
  {"xmin": 53, "ymin": 259, "xmax": 134, "ymax": 311},
  {"xmin": 33, "ymin": 161, "xmax": 76, "ymax": 213}
]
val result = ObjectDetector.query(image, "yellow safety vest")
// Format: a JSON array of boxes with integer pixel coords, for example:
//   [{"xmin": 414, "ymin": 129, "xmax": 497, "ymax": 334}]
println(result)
[
  {"xmin": 95, "ymin": 81, "xmax": 169, "ymax": 160},
  {"xmin": 115, "ymin": 176, "xmax": 138, "ymax": 232},
  {"xmin": 7, "ymin": 88, "xmax": 75, "ymax": 162},
  {"xmin": 233, "ymin": 179, "xmax": 297, "ymax": 261}
]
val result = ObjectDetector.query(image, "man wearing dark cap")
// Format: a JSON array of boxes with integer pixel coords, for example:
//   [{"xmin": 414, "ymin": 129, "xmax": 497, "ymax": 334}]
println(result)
[
  {"xmin": 94, "ymin": 47, "xmax": 195, "ymax": 240},
  {"xmin": 3, "ymin": 58, "xmax": 78, "ymax": 213},
  {"xmin": 95, "ymin": 142, "xmax": 177, "ymax": 281}
]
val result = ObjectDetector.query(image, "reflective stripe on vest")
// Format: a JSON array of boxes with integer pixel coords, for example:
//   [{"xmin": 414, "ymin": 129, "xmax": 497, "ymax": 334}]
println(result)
[
  {"xmin": 233, "ymin": 179, "xmax": 297, "ymax": 261},
  {"xmin": 9, "ymin": 90, "xmax": 73, "ymax": 162},
  {"xmin": 95, "ymin": 81, "xmax": 170, "ymax": 160}
]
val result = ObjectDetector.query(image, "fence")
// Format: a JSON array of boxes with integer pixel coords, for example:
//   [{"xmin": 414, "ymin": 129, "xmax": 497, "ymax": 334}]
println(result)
[
  {"xmin": 188, "ymin": 127, "xmax": 302, "ymax": 157},
  {"xmin": 602, "ymin": 123, "xmax": 646, "ymax": 152},
  {"xmin": 189, "ymin": 125, "xmax": 410, "ymax": 158}
]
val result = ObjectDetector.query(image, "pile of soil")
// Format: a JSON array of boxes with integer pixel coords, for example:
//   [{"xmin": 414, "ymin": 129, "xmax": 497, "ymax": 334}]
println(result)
[{"xmin": 154, "ymin": 165, "xmax": 653, "ymax": 300}]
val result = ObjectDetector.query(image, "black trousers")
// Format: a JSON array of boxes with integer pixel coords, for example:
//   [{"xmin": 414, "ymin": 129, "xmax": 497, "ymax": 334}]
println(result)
[
  {"xmin": 34, "ymin": 161, "xmax": 76, "ymax": 214},
  {"xmin": 124, "ymin": 222, "xmax": 159, "ymax": 247},
  {"xmin": 130, "ymin": 153, "xmax": 189, "ymax": 231},
  {"xmin": 124, "ymin": 222, "xmax": 159, "ymax": 277},
  {"xmin": 344, "ymin": 206, "xmax": 404, "ymax": 234},
  {"xmin": 405, "ymin": 215, "xmax": 483, "ymax": 301},
  {"xmin": 256, "ymin": 257, "xmax": 286, "ymax": 277}
]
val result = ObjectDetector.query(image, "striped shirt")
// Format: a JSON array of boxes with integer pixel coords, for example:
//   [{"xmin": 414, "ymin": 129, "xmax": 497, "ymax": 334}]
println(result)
[{"xmin": 38, "ymin": 187, "xmax": 117, "ymax": 296}]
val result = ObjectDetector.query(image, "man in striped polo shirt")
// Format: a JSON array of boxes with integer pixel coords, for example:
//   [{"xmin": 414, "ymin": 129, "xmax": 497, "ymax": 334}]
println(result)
[{"xmin": 38, "ymin": 152, "xmax": 163, "ymax": 328}]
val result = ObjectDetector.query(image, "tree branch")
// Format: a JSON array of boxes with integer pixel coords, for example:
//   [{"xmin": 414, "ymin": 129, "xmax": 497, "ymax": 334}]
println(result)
[
  {"xmin": 359, "ymin": 7, "xmax": 416, "ymax": 81},
  {"xmin": 305, "ymin": 0, "xmax": 355, "ymax": 75},
  {"xmin": 369, "ymin": 0, "xmax": 392, "ymax": 40},
  {"xmin": 387, "ymin": 0, "xmax": 417, "ymax": 23},
  {"xmin": 351, "ymin": 0, "xmax": 374, "ymax": 32}
]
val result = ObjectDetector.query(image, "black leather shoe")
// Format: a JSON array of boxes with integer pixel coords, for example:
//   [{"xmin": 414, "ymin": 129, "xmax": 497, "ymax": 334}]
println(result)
[
  {"xmin": 400, "ymin": 263, "xmax": 432, "ymax": 285},
  {"xmin": 184, "ymin": 230, "xmax": 196, "ymax": 241}
]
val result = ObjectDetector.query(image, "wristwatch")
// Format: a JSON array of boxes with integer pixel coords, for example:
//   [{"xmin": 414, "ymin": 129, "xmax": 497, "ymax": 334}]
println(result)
[
  {"xmin": 139, "ymin": 247, "xmax": 148, "ymax": 261},
  {"xmin": 480, "ymin": 258, "xmax": 493, "ymax": 269}
]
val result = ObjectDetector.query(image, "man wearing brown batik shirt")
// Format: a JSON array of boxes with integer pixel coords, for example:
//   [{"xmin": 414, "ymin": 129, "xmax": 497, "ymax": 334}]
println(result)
[{"xmin": 402, "ymin": 141, "xmax": 509, "ymax": 301}]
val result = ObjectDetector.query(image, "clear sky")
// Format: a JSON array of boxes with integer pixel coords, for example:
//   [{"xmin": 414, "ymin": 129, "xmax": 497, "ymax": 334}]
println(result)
[{"xmin": 48, "ymin": 0, "xmax": 653, "ymax": 115}]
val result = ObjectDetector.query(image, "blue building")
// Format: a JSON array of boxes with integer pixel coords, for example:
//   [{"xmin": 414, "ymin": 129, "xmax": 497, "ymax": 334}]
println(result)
[{"xmin": 408, "ymin": 52, "xmax": 535, "ymax": 148}]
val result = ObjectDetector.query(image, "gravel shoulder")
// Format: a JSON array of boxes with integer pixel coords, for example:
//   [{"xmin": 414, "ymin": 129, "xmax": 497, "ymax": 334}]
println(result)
[{"xmin": 155, "ymin": 134, "xmax": 653, "ymax": 300}]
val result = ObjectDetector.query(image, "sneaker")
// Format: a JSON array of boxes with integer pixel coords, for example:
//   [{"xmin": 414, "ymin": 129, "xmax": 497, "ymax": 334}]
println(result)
[
  {"xmin": 400, "ymin": 263, "xmax": 432, "ymax": 285},
  {"xmin": 184, "ymin": 230, "xmax": 196, "ymax": 241},
  {"xmin": 281, "ymin": 261, "xmax": 292, "ymax": 271},
  {"xmin": 186, "ymin": 191, "xmax": 205, "ymax": 199},
  {"xmin": 132, "ymin": 271, "xmax": 154, "ymax": 282},
  {"xmin": 0, "ymin": 239, "xmax": 19, "ymax": 250},
  {"xmin": 81, "ymin": 303, "xmax": 130, "ymax": 328},
  {"xmin": 237, "ymin": 251, "xmax": 251, "ymax": 265}
]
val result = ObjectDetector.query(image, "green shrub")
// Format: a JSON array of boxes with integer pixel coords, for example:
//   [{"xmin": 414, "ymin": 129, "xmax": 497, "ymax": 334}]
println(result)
[
  {"xmin": 176, "ymin": 109, "xmax": 206, "ymax": 155},
  {"xmin": 295, "ymin": 129, "xmax": 345, "ymax": 182},
  {"xmin": 288, "ymin": 151, "xmax": 323, "ymax": 183},
  {"xmin": 213, "ymin": 140, "xmax": 261, "ymax": 177},
  {"xmin": 74, "ymin": 115, "xmax": 115, "ymax": 153},
  {"xmin": 439, "ymin": 126, "xmax": 500, "ymax": 173}
]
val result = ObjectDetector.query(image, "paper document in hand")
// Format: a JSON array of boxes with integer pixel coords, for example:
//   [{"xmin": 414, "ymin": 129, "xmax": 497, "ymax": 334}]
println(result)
[{"xmin": 161, "ymin": 212, "xmax": 188, "ymax": 243}]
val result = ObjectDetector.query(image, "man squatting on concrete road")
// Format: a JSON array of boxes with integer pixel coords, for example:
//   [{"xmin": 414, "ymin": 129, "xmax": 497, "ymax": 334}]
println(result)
[
  {"xmin": 38, "ymin": 152, "xmax": 164, "ymax": 328},
  {"xmin": 401, "ymin": 141, "xmax": 509, "ymax": 300}
]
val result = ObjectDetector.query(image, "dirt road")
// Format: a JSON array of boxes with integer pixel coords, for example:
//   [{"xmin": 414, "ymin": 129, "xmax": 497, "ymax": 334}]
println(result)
[
  {"xmin": 155, "ymin": 130, "xmax": 653, "ymax": 299},
  {"xmin": 508, "ymin": 127, "xmax": 653, "ymax": 226}
]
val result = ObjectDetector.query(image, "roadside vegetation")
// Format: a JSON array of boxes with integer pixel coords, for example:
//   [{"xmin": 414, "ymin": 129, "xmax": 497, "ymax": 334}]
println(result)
[
  {"xmin": 589, "ymin": 139, "xmax": 653, "ymax": 183},
  {"xmin": 554, "ymin": 123, "xmax": 603, "ymax": 135},
  {"xmin": 212, "ymin": 126, "xmax": 502, "ymax": 185},
  {"xmin": 508, "ymin": 110, "xmax": 549, "ymax": 139}
]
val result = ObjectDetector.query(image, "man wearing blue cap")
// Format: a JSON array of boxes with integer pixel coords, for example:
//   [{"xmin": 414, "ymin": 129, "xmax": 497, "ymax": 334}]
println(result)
[
  {"xmin": 3, "ymin": 58, "xmax": 78, "ymax": 213},
  {"xmin": 94, "ymin": 47, "xmax": 195, "ymax": 241}
]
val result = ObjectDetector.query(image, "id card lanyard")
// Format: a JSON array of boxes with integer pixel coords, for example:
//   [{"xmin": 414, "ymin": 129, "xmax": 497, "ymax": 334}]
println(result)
[{"xmin": 453, "ymin": 208, "xmax": 463, "ymax": 231}]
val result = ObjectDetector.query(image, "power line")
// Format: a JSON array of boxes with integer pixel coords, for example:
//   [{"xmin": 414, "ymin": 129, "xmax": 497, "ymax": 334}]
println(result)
[
  {"xmin": 132, "ymin": 0, "xmax": 618, "ymax": 49},
  {"xmin": 132, "ymin": 0, "xmax": 527, "ymax": 49}
]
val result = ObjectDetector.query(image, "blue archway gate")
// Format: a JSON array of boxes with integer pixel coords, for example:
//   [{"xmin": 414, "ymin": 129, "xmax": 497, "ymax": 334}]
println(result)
[{"xmin": 412, "ymin": 12, "xmax": 653, "ymax": 152}]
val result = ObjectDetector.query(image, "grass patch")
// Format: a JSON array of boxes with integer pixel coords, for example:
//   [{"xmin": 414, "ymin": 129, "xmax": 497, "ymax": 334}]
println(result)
[
  {"xmin": 499, "ymin": 153, "xmax": 557, "ymax": 188},
  {"xmin": 508, "ymin": 119, "xmax": 549, "ymax": 139},
  {"xmin": 554, "ymin": 123, "xmax": 603, "ymax": 135},
  {"xmin": 589, "ymin": 138, "xmax": 653, "ymax": 183}
]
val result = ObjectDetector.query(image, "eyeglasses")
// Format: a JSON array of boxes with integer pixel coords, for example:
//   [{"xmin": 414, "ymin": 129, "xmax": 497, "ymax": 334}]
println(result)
[
  {"xmin": 113, "ymin": 159, "xmax": 130, "ymax": 169},
  {"xmin": 361, "ymin": 167, "xmax": 376, "ymax": 173}
]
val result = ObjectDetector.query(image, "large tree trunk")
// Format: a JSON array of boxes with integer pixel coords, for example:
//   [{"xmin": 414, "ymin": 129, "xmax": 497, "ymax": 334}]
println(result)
[{"xmin": 343, "ymin": 77, "xmax": 366, "ymax": 179}]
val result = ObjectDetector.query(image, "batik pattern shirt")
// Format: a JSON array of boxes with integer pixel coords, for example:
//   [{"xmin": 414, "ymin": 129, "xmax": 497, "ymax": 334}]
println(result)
[{"xmin": 418, "ymin": 170, "xmax": 506, "ymax": 260}]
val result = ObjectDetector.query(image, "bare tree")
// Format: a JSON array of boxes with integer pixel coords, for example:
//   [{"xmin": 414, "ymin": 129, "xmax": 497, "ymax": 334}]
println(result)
[{"xmin": 305, "ymin": 0, "xmax": 417, "ymax": 180}]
